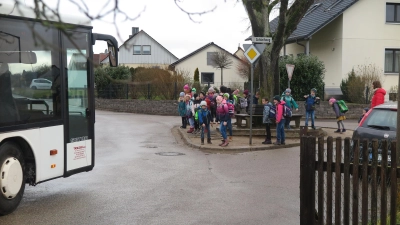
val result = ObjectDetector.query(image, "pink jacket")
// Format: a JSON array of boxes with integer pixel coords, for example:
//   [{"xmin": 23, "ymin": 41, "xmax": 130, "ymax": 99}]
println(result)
[{"xmin": 275, "ymin": 100, "xmax": 286, "ymax": 123}]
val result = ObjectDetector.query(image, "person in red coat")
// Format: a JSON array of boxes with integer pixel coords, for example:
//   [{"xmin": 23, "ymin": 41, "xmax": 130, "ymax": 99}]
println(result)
[{"xmin": 370, "ymin": 81, "xmax": 386, "ymax": 108}]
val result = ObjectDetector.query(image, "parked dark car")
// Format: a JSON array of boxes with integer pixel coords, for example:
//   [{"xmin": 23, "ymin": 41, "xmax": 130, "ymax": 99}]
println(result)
[{"xmin": 352, "ymin": 102, "xmax": 397, "ymax": 166}]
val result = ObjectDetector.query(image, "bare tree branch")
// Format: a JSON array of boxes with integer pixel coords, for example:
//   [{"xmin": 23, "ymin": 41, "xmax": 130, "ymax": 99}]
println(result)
[{"xmin": 174, "ymin": 0, "xmax": 217, "ymax": 23}]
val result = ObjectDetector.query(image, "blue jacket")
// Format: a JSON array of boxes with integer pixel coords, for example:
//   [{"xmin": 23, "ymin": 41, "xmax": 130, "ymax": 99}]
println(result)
[
  {"xmin": 198, "ymin": 108, "xmax": 212, "ymax": 125},
  {"xmin": 262, "ymin": 102, "xmax": 273, "ymax": 124},
  {"xmin": 178, "ymin": 100, "xmax": 186, "ymax": 117},
  {"xmin": 305, "ymin": 95, "xmax": 318, "ymax": 111}
]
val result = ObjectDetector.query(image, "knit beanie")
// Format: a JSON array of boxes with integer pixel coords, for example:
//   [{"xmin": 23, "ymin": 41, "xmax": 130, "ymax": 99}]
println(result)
[
  {"xmin": 223, "ymin": 93, "xmax": 230, "ymax": 98},
  {"xmin": 183, "ymin": 84, "xmax": 189, "ymax": 90},
  {"xmin": 192, "ymin": 88, "xmax": 196, "ymax": 92},
  {"xmin": 208, "ymin": 87, "xmax": 214, "ymax": 93},
  {"xmin": 179, "ymin": 92, "xmax": 185, "ymax": 97},
  {"xmin": 200, "ymin": 101, "xmax": 207, "ymax": 106},
  {"xmin": 329, "ymin": 97, "xmax": 336, "ymax": 104},
  {"xmin": 311, "ymin": 88, "xmax": 317, "ymax": 93},
  {"xmin": 285, "ymin": 89, "xmax": 291, "ymax": 93},
  {"xmin": 243, "ymin": 90, "xmax": 249, "ymax": 95},
  {"xmin": 273, "ymin": 95, "xmax": 281, "ymax": 102}
]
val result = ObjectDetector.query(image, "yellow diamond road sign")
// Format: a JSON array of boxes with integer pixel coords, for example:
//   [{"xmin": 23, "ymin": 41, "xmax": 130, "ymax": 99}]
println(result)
[{"xmin": 244, "ymin": 45, "xmax": 260, "ymax": 64}]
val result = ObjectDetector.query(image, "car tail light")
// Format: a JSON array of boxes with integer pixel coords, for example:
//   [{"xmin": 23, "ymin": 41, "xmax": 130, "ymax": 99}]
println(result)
[{"xmin": 359, "ymin": 108, "xmax": 372, "ymax": 127}]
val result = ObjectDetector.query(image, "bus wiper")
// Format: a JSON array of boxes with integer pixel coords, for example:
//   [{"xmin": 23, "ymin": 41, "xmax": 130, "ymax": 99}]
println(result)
[{"xmin": 368, "ymin": 125, "xmax": 391, "ymax": 130}]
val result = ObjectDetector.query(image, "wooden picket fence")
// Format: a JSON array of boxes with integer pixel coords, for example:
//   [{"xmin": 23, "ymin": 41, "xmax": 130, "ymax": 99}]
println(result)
[{"xmin": 300, "ymin": 136, "xmax": 398, "ymax": 225}]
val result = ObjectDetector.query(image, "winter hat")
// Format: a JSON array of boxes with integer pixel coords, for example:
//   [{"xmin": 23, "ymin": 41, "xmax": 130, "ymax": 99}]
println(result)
[
  {"xmin": 329, "ymin": 97, "xmax": 336, "ymax": 104},
  {"xmin": 233, "ymin": 89, "xmax": 239, "ymax": 95},
  {"xmin": 179, "ymin": 92, "xmax": 185, "ymax": 97},
  {"xmin": 285, "ymin": 89, "xmax": 291, "ymax": 93},
  {"xmin": 311, "ymin": 88, "xmax": 317, "ymax": 93},
  {"xmin": 208, "ymin": 87, "xmax": 215, "ymax": 93},
  {"xmin": 183, "ymin": 84, "xmax": 189, "ymax": 90},
  {"xmin": 273, "ymin": 95, "xmax": 281, "ymax": 102},
  {"xmin": 200, "ymin": 101, "xmax": 207, "ymax": 107},
  {"xmin": 364, "ymin": 107, "xmax": 369, "ymax": 113},
  {"xmin": 223, "ymin": 93, "xmax": 230, "ymax": 98},
  {"xmin": 216, "ymin": 96, "xmax": 223, "ymax": 102},
  {"xmin": 192, "ymin": 88, "xmax": 196, "ymax": 92},
  {"xmin": 243, "ymin": 90, "xmax": 249, "ymax": 95}
]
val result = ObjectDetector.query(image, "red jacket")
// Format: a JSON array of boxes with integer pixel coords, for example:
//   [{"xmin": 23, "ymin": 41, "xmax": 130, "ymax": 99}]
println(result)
[
  {"xmin": 371, "ymin": 88, "xmax": 386, "ymax": 108},
  {"xmin": 276, "ymin": 100, "xmax": 286, "ymax": 123}
]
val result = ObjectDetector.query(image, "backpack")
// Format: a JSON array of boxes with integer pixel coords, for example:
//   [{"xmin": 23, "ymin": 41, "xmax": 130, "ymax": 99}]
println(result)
[
  {"xmin": 337, "ymin": 100, "xmax": 348, "ymax": 113},
  {"xmin": 208, "ymin": 95, "xmax": 216, "ymax": 109},
  {"xmin": 194, "ymin": 106, "xmax": 201, "ymax": 121},
  {"xmin": 269, "ymin": 105, "xmax": 276, "ymax": 119},
  {"xmin": 240, "ymin": 97, "xmax": 248, "ymax": 109},
  {"xmin": 227, "ymin": 102, "xmax": 235, "ymax": 117},
  {"xmin": 283, "ymin": 104, "xmax": 292, "ymax": 118}
]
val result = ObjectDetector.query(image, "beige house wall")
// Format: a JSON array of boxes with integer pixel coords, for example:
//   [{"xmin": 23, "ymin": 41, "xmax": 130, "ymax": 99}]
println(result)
[
  {"xmin": 342, "ymin": 0, "xmax": 400, "ymax": 94},
  {"xmin": 173, "ymin": 45, "xmax": 247, "ymax": 88}
]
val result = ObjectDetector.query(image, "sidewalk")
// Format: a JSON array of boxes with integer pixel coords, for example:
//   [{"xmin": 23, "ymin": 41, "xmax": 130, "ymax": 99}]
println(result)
[{"xmin": 175, "ymin": 118, "xmax": 358, "ymax": 152}]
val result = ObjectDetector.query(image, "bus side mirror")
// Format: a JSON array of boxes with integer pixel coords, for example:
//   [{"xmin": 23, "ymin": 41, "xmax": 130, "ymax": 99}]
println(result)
[{"xmin": 92, "ymin": 33, "xmax": 119, "ymax": 67}]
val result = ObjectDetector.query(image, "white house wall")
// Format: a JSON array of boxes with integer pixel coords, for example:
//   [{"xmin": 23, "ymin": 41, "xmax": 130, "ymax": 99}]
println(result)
[
  {"xmin": 119, "ymin": 32, "xmax": 178, "ymax": 67},
  {"xmin": 342, "ymin": 0, "xmax": 400, "ymax": 94},
  {"xmin": 174, "ymin": 45, "xmax": 247, "ymax": 88},
  {"xmin": 283, "ymin": 15, "xmax": 343, "ymax": 89}
]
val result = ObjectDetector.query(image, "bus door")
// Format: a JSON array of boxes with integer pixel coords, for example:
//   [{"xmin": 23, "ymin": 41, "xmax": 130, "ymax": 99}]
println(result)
[{"xmin": 62, "ymin": 31, "xmax": 93, "ymax": 173}]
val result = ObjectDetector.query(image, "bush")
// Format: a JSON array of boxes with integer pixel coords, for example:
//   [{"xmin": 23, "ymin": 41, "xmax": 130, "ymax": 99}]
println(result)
[
  {"xmin": 194, "ymin": 68, "xmax": 199, "ymax": 82},
  {"xmin": 279, "ymin": 55, "xmax": 325, "ymax": 101}
]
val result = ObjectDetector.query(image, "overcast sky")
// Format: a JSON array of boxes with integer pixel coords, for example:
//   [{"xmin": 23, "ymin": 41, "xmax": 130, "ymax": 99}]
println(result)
[{"xmin": 89, "ymin": 0, "xmax": 252, "ymax": 58}]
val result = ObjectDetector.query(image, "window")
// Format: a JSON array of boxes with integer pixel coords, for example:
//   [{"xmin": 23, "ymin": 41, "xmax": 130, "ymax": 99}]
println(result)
[
  {"xmin": 386, "ymin": 3, "xmax": 400, "ymax": 23},
  {"xmin": 0, "ymin": 17, "xmax": 61, "ymax": 128},
  {"xmin": 133, "ymin": 45, "xmax": 141, "ymax": 55},
  {"xmin": 201, "ymin": 72, "xmax": 214, "ymax": 84},
  {"xmin": 384, "ymin": 49, "xmax": 400, "ymax": 73},
  {"xmin": 133, "ymin": 45, "xmax": 151, "ymax": 55},
  {"xmin": 142, "ymin": 45, "xmax": 151, "ymax": 55}
]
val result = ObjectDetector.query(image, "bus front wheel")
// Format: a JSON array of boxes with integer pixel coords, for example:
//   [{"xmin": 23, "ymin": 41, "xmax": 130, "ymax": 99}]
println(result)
[{"xmin": 0, "ymin": 142, "xmax": 25, "ymax": 216}]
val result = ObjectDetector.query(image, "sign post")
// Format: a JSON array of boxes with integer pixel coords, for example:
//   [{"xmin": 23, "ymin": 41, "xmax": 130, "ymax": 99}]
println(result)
[{"xmin": 286, "ymin": 64, "xmax": 295, "ymax": 89}]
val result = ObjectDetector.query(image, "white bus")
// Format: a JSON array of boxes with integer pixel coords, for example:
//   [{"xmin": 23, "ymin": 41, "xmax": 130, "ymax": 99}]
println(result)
[{"xmin": 0, "ymin": 3, "xmax": 118, "ymax": 215}]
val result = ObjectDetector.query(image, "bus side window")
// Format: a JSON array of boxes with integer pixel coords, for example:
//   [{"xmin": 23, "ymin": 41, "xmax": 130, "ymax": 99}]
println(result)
[{"xmin": 0, "ymin": 63, "xmax": 20, "ymax": 124}]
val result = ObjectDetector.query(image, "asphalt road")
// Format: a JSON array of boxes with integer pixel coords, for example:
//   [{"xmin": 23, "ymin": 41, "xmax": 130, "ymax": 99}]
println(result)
[{"xmin": 0, "ymin": 111, "xmax": 301, "ymax": 225}]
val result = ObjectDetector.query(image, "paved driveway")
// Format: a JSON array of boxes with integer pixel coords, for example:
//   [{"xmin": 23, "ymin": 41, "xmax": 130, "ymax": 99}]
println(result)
[{"xmin": 0, "ymin": 111, "xmax": 301, "ymax": 225}]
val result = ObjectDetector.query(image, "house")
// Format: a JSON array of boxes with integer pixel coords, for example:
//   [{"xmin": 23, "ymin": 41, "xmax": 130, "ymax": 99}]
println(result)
[
  {"xmin": 274, "ymin": 0, "xmax": 400, "ymax": 99},
  {"xmin": 93, "ymin": 52, "xmax": 108, "ymax": 66},
  {"xmin": 234, "ymin": 46, "xmax": 245, "ymax": 59},
  {"xmin": 169, "ymin": 42, "xmax": 247, "ymax": 88},
  {"xmin": 118, "ymin": 27, "xmax": 178, "ymax": 68}
]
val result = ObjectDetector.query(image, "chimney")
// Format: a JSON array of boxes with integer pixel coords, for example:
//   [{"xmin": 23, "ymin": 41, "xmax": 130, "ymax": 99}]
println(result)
[{"xmin": 132, "ymin": 27, "xmax": 139, "ymax": 35}]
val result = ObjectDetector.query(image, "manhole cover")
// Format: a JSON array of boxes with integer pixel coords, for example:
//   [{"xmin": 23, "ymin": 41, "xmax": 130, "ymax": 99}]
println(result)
[{"xmin": 156, "ymin": 152, "xmax": 185, "ymax": 156}]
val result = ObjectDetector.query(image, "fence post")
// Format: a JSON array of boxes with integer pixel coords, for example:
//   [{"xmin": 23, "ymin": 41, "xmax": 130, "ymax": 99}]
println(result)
[
  {"xmin": 126, "ymin": 84, "xmax": 129, "ymax": 99},
  {"xmin": 300, "ymin": 136, "xmax": 316, "ymax": 225},
  {"xmin": 147, "ymin": 83, "xmax": 150, "ymax": 99}
]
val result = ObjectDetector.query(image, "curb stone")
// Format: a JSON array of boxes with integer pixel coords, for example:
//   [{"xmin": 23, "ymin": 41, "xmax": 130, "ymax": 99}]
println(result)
[{"xmin": 175, "ymin": 126, "xmax": 301, "ymax": 152}]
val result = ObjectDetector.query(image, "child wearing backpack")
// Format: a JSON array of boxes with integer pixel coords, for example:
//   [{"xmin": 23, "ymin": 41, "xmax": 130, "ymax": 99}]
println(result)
[
  {"xmin": 329, "ymin": 98, "xmax": 346, "ymax": 133},
  {"xmin": 281, "ymin": 89, "xmax": 299, "ymax": 129},
  {"xmin": 198, "ymin": 101, "xmax": 213, "ymax": 145},
  {"xmin": 303, "ymin": 88, "xmax": 320, "ymax": 130},
  {"xmin": 223, "ymin": 93, "xmax": 234, "ymax": 142},
  {"xmin": 262, "ymin": 97, "xmax": 273, "ymax": 144},
  {"xmin": 207, "ymin": 87, "xmax": 217, "ymax": 124},
  {"xmin": 192, "ymin": 94, "xmax": 201, "ymax": 134},
  {"xmin": 216, "ymin": 96, "xmax": 229, "ymax": 147},
  {"xmin": 178, "ymin": 92, "xmax": 187, "ymax": 129},
  {"xmin": 185, "ymin": 94, "xmax": 195, "ymax": 133},
  {"xmin": 273, "ymin": 95, "xmax": 286, "ymax": 145}
]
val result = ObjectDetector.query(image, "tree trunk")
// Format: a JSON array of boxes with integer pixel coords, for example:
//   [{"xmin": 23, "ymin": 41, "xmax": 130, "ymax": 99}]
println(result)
[{"xmin": 221, "ymin": 68, "xmax": 223, "ymax": 85}]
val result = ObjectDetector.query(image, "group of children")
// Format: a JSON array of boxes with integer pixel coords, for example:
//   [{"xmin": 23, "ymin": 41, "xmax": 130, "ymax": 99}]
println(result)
[
  {"xmin": 179, "ymin": 84, "xmax": 358, "ymax": 147},
  {"xmin": 178, "ymin": 85, "xmax": 238, "ymax": 147}
]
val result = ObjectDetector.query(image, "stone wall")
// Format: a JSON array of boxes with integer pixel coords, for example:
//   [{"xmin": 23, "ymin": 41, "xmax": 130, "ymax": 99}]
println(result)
[{"xmin": 95, "ymin": 99, "xmax": 369, "ymax": 119}]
